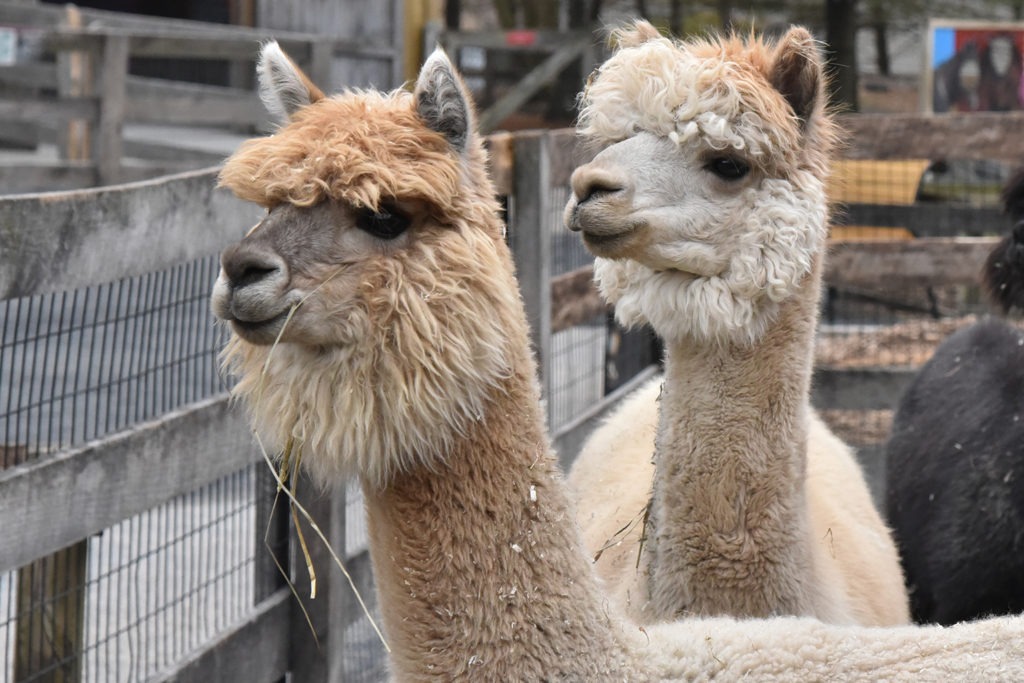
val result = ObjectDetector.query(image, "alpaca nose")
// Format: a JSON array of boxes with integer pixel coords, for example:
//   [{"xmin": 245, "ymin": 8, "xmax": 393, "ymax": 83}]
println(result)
[
  {"xmin": 570, "ymin": 165, "xmax": 628, "ymax": 206},
  {"xmin": 220, "ymin": 242, "xmax": 287, "ymax": 290}
]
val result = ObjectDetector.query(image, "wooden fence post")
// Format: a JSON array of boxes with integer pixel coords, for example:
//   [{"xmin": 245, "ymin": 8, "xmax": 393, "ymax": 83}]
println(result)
[
  {"xmin": 510, "ymin": 131, "xmax": 553, "ymax": 421},
  {"xmin": 6, "ymin": 446, "xmax": 87, "ymax": 683},
  {"xmin": 253, "ymin": 461, "xmax": 292, "ymax": 683},
  {"xmin": 288, "ymin": 473, "xmax": 347, "ymax": 682},
  {"xmin": 95, "ymin": 34, "xmax": 129, "ymax": 186},
  {"xmin": 56, "ymin": 5, "xmax": 90, "ymax": 162}
]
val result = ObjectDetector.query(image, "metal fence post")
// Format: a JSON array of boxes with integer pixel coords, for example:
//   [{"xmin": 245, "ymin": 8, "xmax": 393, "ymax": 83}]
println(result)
[{"xmin": 510, "ymin": 131, "xmax": 553, "ymax": 423}]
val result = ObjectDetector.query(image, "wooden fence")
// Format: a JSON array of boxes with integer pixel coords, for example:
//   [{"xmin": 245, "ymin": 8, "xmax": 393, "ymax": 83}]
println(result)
[
  {"xmin": 0, "ymin": 1, "xmax": 400, "ymax": 192},
  {"xmin": 2, "ymin": 112, "xmax": 1023, "ymax": 680}
]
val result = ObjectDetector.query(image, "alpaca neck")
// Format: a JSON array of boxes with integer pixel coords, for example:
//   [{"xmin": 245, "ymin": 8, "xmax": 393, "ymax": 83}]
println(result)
[
  {"xmin": 646, "ymin": 257, "xmax": 823, "ymax": 620},
  {"xmin": 362, "ymin": 357, "xmax": 640, "ymax": 680}
]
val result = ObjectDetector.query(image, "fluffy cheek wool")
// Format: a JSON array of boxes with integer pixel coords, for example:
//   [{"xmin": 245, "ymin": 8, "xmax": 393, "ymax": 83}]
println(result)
[{"xmin": 595, "ymin": 174, "xmax": 826, "ymax": 347}]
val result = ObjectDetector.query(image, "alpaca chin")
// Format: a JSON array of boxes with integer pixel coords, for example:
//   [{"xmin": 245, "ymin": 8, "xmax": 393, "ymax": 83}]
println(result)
[{"xmin": 595, "ymin": 257, "xmax": 780, "ymax": 346}]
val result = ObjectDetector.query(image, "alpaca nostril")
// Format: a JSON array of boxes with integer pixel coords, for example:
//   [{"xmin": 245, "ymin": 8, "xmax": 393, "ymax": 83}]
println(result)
[
  {"xmin": 236, "ymin": 263, "xmax": 279, "ymax": 288},
  {"xmin": 571, "ymin": 167, "xmax": 627, "ymax": 206},
  {"xmin": 221, "ymin": 244, "xmax": 286, "ymax": 289},
  {"xmin": 579, "ymin": 180, "xmax": 623, "ymax": 205}
]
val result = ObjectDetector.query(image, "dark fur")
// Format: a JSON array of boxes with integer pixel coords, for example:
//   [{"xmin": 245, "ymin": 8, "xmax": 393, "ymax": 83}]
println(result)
[
  {"xmin": 983, "ymin": 166, "xmax": 1024, "ymax": 313},
  {"xmin": 885, "ymin": 169, "xmax": 1024, "ymax": 625}
]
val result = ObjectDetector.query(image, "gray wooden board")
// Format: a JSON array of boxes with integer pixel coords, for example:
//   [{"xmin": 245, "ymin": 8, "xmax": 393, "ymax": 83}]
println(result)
[
  {"xmin": 825, "ymin": 236, "xmax": 998, "ymax": 291},
  {"xmin": 0, "ymin": 394, "xmax": 257, "ymax": 573},
  {"xmin": 810, "ymin": 366, "xmax": 918, "ymax": 412},
  {"xmin": 0, "ymin": 167, "xmax": 262, "ymax": 299},
  {"xmin": 0, "ymin": 95, "xmax": 99, "ymax": 123},
  {"xmin": 838, "ymin": 111, "xmax": 1024, "ymax": 163},
  {"xmin": 151, "ymin": 588, "xmax": 290, "ymax": 683},
  {"xmin": 838, "ymin": 203, "xmax": 1006, "ymax": 238}
]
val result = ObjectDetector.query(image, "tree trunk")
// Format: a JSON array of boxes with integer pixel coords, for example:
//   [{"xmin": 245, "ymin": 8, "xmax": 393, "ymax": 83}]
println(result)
[
  {"xmin": 825, "ymin": 0, "xmax": 859, "ymax": 112},
  {"xmin": 669, "ymin": 0, "xmax": 684, "ymax": 37},
  {"xmin": 445, "ymin": 0, "xmax": 461, "ymax": 30},
  {"xmin": 874, "ymin": 21, "xmax": 890, "ymax": 76},
  {"xmin": 718, "ymin": 0, "xmax": 733, "ymax": 32}
]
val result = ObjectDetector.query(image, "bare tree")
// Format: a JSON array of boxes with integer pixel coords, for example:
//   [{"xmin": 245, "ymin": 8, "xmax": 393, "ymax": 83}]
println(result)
[{"xmin": 825, "ymin": 0, "xmax": 859, "ymax": 111}]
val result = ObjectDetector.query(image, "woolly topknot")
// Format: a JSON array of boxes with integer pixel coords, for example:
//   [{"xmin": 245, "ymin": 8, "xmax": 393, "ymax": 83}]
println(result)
[
  {"xmin": 219, "ymin": 90, "xmax": 462, "ymax": 213},
  {"xmin": 579, "ymin": 23, "xmax": 835, "ymax": 178}
]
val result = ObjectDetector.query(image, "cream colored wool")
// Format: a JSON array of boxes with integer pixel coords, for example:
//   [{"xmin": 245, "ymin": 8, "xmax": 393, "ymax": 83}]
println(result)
[
  {"xmin": 211, "ymin": 37, "xmax": 1024, "ymax": 682},
  {"xmin": 566, "ymin": 22, "xmax": 910, "ymax": 626}
]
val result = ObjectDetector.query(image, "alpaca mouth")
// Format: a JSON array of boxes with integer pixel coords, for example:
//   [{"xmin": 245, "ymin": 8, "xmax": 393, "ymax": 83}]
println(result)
[
  {"xmin": 229, "ymin": 309, "xmax": 291, "ymax": 344},
  {"xmin": 581, "ymin": 229, "xmax": 631, "ymax": 251}
]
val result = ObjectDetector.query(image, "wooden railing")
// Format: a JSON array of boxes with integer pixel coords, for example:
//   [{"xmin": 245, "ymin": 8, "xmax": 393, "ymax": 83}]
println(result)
[{"xmin": 0, "ymin": 1, "xmax": 399, "ymax": 192}]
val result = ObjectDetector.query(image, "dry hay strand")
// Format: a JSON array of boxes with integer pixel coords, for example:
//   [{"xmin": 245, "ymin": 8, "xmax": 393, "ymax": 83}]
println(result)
[{"xmin": 249, "ymin": 273, "xmax": 391, "ymax": 654}]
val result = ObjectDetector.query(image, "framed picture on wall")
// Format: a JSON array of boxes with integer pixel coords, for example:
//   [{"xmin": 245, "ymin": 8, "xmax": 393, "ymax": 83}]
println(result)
[{"xmin": 924, "ymin": 18, "xmax": 1024, "ymax": 113}]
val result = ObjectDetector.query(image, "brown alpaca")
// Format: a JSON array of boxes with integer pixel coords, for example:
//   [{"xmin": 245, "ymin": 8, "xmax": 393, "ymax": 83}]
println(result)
[
  {"xmin": 211, "ymin": 39, "xmax": 1024, "ymax": 681},
  {"xmin": 565, "ymin": 22, "xmax": 909, "ymax": 626}
]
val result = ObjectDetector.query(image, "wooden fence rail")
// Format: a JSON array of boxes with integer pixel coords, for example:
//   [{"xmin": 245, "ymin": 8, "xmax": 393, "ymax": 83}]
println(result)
[{"xmin": 0, "ymin": 1, "xmax": 400, "ymax": 191}]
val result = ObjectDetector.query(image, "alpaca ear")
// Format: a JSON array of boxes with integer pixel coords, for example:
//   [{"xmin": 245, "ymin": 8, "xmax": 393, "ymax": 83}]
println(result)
[
  {"xmin": 414, "ymin": 47, "xmax": 475, "ymax": 153},
  {"xmin": 613, "ymin": 20, "xmax": 662, "ymax": 49},
  {"xmin": 769, "ymin": 26, "xmax": 823, "ymax": 126},
  {"xmin": 257, "ymin": 41, "xmax": 325, "ymax": 124}
]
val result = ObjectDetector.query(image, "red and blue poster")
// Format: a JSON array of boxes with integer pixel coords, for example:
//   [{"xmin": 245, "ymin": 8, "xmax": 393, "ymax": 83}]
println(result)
[{"xmin": 929, "ymin": 19, "xmax": 1024, "ymax": 112}]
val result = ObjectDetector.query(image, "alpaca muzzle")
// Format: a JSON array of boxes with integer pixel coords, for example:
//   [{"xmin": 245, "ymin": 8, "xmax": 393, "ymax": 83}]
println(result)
[{"xmin": 211, "ymin": 241, "xmax": 296, "ymax": 343}]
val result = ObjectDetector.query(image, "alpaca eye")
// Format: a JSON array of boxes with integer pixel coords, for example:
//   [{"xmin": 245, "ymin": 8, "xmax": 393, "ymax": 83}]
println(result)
[
  {"xmin": 356, "ymin": 204, "xmax": 410, "ymax": 240},
  {"xmin": 707, "ymin": 157, "xmax": 750, "ymax": 181}
]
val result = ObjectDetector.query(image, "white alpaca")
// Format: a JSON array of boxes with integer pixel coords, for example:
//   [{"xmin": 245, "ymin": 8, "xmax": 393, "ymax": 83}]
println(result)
[
  {"xmin": 565, "ymin": 22, "xmax": 909, "ymax": 626},
  {"xmin": 211, "ymin": 40, "xmax": 1024, "ymax": 681}
]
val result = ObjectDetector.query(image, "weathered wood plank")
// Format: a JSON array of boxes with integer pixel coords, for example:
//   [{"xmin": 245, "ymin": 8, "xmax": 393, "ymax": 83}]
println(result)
[
  {"xmin": 288, "ymin": 476, "xmax": 347, "ymax": 683},
  {"xmin": 825, "ymin": 236, "xmax": 999, "ymax": 291},
  {"xmin": 123, "ymin": 90, "xmax": 265, "ymax": 126},
  {"xmin": 0, "ymin": 61, "xmax": 60, "ymax": 91},
  {"xmin": 478, "ymin": 36, "xmax": 591, "ymax": 134},
  {"xmin": 0, "ymin": 162, "xmax": 99, "ymax": 193},
  {"xmin": 15, "ymin": 540, "xmax": 87, "ymax": 683},
  {"xmin": 836, "ymin": 203, "xmax": 1006, "ymax": 238},
  {"xmin": 0, "ymin": 161, "xmax": 209, "ymax": 194},
  {"xmin": 0, "ymin": 167, "xmax": 262, "ymax": 299},
  {"xmin": 836, "ymin": 111, "xmax": 1024, "ymax": 163},
  {"xmin": 551, "ymin": 264, "xmax": 605, "ymax": 333},
  {"xmin": 0, "ymin": 96, "xmax": 99, "ymax": 123},
  {"xmin": 443, "ymin": 29, "xmax": 590, "ymax": 52},
  {"xmin": 96, "ymin": 34, "xmax": 129, "ymax": 185},
  {"xmin": 510, "ymin": 132, "xmax": 553, "ymax": 409},
  {"xmin": 811, "ymin": 367, "xmax": 918, "ymax": 411},
  {"xmin": 0, "ymin": 395, "xmax": 256, "ymax": 574},
  {"xmin": 152, "ymin": 589, "xmax": 290, "ymax": 683}
]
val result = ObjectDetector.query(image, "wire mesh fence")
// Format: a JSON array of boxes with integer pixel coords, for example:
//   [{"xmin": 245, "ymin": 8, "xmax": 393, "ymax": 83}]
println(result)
[
  {"xmin": 0, "ymin": 255, "xmax": 227, "ymax": 467},
  {"xmin": 817, "ymin": 155, "xmax": 1022, "ymax": 498},
  {"xmin": 0, "ymin": 252, "xmax": 261, "ymax": 682},
  {"xmin": 0, "ymin": 465, "xmax": 256, "ymax": 683},
  {"xmin": 546, "ymin": 175, "xmax": 659, "ymax": 435}
]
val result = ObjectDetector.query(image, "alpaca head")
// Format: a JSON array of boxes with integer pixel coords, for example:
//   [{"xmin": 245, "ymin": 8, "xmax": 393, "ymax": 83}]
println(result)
[
  {"xmin": 564, "ymin": 22, "xmax": 836, "ymax": 345},
  {"xmin": 211, "ymin": 43, "xmax": 518, "ymax": 488}
]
